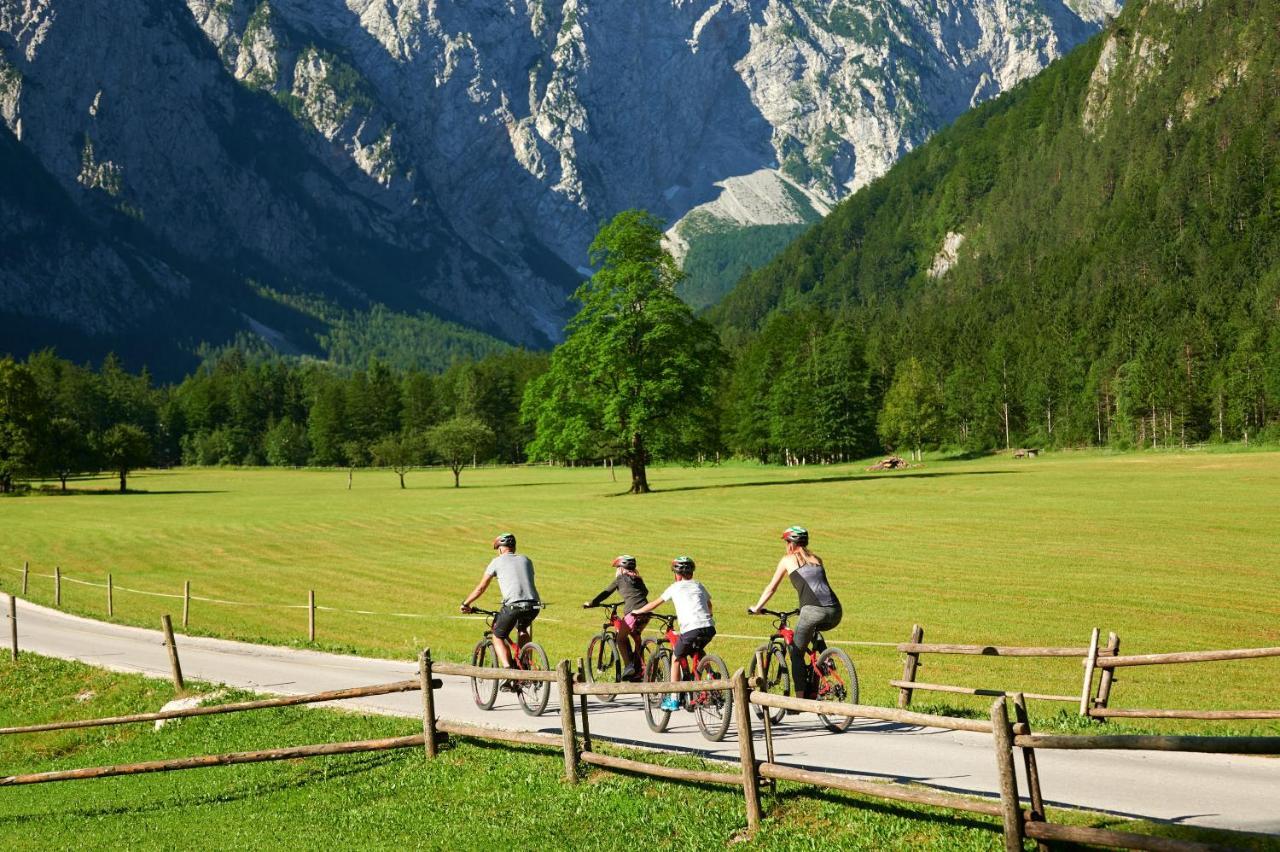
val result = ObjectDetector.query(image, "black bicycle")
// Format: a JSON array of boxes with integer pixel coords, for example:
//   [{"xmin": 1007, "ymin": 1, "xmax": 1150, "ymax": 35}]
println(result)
[
  {"xmin": 467, "ymin": 606, "xmax": 551, "ymax": 716},
  {"xmin": 582, "ymin": 601, "xmax": 654, "ymax": 703},
  {"xmin": 747, "ymin": 607, "xmax": 858, "ymax": 732}
]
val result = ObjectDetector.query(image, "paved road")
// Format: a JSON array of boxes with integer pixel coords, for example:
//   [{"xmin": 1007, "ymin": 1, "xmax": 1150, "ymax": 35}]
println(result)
[{"xmin": 10, "ymin": 600, "xmax": 1279, "ymax": 835}]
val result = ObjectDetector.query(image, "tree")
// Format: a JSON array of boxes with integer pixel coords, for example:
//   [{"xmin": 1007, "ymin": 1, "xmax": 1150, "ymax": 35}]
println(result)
[
  {"xmin": 877, "ymin": 358, "xmax": 942, "ymax": 461},
  {"xmin": 0, "ymin": 358, "xmax": 42, "ymax": 493},
  {"xmin": 263, "ymin": 418, "xmax": 311, "ymax": 467},
  {"xmin": 39, "ymin": 417, "xmax": 95, "ymax": 491},
  {"xmin": 427, "ymin": 416, "xmax": 494, "ymax": 488},
  {"xmin": 521, "ymin": 210, "xmax": 725, "ymax": 493},
  {"xmin": 371, "ymin": 432, "xmax": 426, "ymax": 488},
  {"xmin": 97, "ymin": 423, "xmax": 151, "ymax": 493}
]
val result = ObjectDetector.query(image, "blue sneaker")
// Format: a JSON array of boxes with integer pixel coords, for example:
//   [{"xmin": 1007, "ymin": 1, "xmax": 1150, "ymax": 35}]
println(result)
[{"xmin": 660, "ymin": 696, "xmax": 680, "ymax": 712}]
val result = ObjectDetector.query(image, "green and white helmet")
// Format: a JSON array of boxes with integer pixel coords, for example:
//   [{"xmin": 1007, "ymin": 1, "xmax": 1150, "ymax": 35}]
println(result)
[
  {"xmin": 780, "ymin": 526, "xmax": 809, "ymax": 546},
  {"xmin": 671, "ymin": 556, "xmax": 696, "ymax": 576}
]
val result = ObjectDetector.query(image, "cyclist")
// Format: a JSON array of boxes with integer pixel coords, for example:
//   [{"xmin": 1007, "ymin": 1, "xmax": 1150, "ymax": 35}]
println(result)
[
  {"xmin": 748, "ymin": 526, "xmax": 842, "ymax": 700},
  {"xmin": 460, "ymin": 532, "xmax": 542, "ymax": 678},
  {"xmin": 628, "ymin": 556, "xmax": 715, "ymax": 711},
  {"xmin": 583, "ymin": 554, "xmax": 649, "ymax": 681}
]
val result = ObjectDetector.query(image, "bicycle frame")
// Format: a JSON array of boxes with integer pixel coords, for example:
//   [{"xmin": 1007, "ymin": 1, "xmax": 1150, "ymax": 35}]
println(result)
[
  {"xmin": 651, "ymin": 614, "xmax": 709, "ymax": 704},
  {"xmin": 472, "ymin": 607, "xmax": 530, "ymax": 667},
  {"xmin": 758, "ymin": 608, "xmax": 827, "ymax": 685}
]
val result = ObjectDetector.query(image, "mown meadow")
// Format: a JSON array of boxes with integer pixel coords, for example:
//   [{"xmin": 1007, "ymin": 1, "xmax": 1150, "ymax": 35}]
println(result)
[{"xmin": 3, "ymin": 450, "xmax": 1278, "ymax": 729}]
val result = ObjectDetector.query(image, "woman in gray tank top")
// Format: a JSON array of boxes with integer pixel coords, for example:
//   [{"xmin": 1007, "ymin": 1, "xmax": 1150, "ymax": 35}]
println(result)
[{"xmin": 748, "ymin": 525, "xmax": 843, "ymax": 699}]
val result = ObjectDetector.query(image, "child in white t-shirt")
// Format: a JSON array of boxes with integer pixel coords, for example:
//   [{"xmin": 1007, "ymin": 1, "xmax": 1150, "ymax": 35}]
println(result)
[{"xmin": 628, "ymin": 556, "xmax": 715, "ymax": 711}]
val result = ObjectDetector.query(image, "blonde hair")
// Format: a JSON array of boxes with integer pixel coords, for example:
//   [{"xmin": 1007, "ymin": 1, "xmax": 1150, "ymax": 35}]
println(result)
[{"xmin": 787, "ymin": 543, "xmax": 822, "ymax": 567}]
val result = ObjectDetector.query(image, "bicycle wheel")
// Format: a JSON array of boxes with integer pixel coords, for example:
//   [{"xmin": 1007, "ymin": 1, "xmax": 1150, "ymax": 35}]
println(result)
[
  {"xmin": 694, "ymin": 654, "xmax": 732, "ymax": 742},
  {"xmin": 643, "ymin": 649, "xmax": 672, "ymax": 733},
  {"xmin": 814, "ymin": 647, "xmax": 859, "ymax": 733},
  {"xmin": 517, "ymin": 642, "xmax": 551, "ymax": 717},
  {"xmin": 746, "ymin": 642, "xmax": 789, "ymax": 724},
  {"xmin": 470, "ymin": 638, "xmax": 499, "ymax": 710},
  {"xmin": 584, "ymin": 632, "xmax": 621, "ymax": 704}
]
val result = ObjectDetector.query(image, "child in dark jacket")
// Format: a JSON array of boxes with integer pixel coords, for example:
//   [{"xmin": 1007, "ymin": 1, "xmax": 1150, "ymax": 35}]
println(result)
[{"xmin": 584, "ymin": 555, "xmax": 649, "ymax": 681}]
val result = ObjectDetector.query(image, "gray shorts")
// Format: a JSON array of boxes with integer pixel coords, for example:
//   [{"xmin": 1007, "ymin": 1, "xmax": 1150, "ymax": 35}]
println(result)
[{"xmin": 793, "ymin": 604, "xmax": 842, "ymax": 652}]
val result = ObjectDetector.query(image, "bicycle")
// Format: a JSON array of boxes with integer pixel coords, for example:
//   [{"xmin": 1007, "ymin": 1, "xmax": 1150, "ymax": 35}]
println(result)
[
  {"xmin": 747, "ymin": 607, "xmax": 858, "ymax": 732},
  {"xmin": 582, "ymin": 602, "xmax": 655, "ymax": 703},
  {"xmin": 642, "ymin": 614, "xmax": 731, "ymax": 742},
  {"xmin": 466, "ymin": 606, "xmax": 551, "ymax": 716}
]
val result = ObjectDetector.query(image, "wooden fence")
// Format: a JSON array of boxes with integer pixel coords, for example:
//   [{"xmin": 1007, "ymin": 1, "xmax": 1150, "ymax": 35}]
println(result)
[
  {"xmin": 1086, "ymin": 646, "xmax": 1280, "ymax": 721},
  {"xmin": 7, "ymin": 644, "xmax": 1279, "ymax": 850}
]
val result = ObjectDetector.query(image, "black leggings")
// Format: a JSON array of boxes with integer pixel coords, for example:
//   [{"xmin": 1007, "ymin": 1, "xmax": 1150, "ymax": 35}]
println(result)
[{"xmin": 789, "ymin": 604, "xmax": 842, "ymax": 697}]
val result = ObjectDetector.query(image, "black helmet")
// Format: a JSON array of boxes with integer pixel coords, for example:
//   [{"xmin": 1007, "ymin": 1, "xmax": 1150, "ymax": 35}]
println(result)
[
  {"xmin": 493, "ymin": 532, "xmax": 516, "ymax": 550},
  {"xmin": 781, "ymin": 526, "xmax": 809, "ymax": 547},
  {"xmin": 671, "ymin": 556, "xmax": 695, "ymax": 576},
  {"xmin": 612, "ymin": 554, "xmax": 637, "ymax": 571}
]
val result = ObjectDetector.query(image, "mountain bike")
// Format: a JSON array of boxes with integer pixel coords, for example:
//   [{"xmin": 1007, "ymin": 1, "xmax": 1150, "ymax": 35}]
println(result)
[
  {"xmin": 467, "ymin": 606, "xmax": 550, "ymax": 716},
  {"xmin": 747, "ymin": 607, "xmax": 858, "ymax": 732},
  {"xmin": 582, "ymin": 601, "xmax": 654, "ymax": 703},
  {"xmin": 642, "ymin": 614, "xmax": 731, "ymax": 742}
]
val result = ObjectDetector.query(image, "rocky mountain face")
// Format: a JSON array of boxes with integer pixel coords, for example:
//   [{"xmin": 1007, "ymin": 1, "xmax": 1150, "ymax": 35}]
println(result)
[{"xmin": 0, "ymin": 0, "xmax": 1118, "ymax": 371}]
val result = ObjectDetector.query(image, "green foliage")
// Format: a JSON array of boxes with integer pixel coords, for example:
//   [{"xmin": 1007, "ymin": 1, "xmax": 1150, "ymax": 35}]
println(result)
[
  {"xmin": 427, "ymin": 415, "xmax": 494, "ymax": 487},
  {"xmin": 523, "ymin": 210, "xmax": 726, "ymax": 493},
  {"xmin": 714, "ymin": 0, "xmax": 1280, "ymax": 452},
  {"xmin": 0, "ymin": 356, "xmax": 41, "ymax": 492},
  {"xmin": 677, "ymin": 220, "xmax": 812, "ymax": 311},
  {"xmin": 263, "ymin": 418, "xmax": 310, "ymax": 467},
  {"xmin": 97, "ymin": 423, "xmax": 151, "ymax": 492},
  {"xmin": 370, "ymin": 431, "xmax": 426, "ymax": 488},
  {"xmin": 877, "ymin": 357, "xmax": 942, "ymax": 460}
]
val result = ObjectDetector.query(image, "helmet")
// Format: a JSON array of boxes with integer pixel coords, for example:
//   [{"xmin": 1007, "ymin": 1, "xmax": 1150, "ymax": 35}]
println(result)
[
  {"xmin": 612, "ymin": 555, "xmax": 637, "ymax": 571},
  {"xmin": 781, "ymin": 526, "xmax": 809, "ymax": 546},
  {"xmin": 492, "ymin": 532, "xmax": 516, "ymax": 550},
  {"xmin": 671, "ymin": 556, "xmax": 696, "ymax": 576}
]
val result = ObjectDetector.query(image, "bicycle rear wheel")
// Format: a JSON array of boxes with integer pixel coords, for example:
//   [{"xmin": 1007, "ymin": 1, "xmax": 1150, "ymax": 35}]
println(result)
[
  {"xmin": 470, "ymin": 638, "xmax": 499, "ymax": 710},
  {"xmin": 747, "ymin": 642, "xmax": 789, "ymax": 724},
  {"xmin": 694, "ymin": 654, "xmax": 731, "ymax": 742},
  {"xmin": 643, "ymin": 649, "xmax": 672, "ymax": 733},
  {"xmin": 517, "ymin": 642, "xmax": 551, "ymax": 716},
  {"xmin": 584, "ymin": 632, "xmax": 621, "ymax": 704},
  {"xmin": 814, "ymin": 647, "xmax": 858, "ymax": 733}
]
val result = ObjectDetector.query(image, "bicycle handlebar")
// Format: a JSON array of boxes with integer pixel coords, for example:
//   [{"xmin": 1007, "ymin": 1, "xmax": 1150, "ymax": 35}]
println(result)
[
  {"xmin": 748, "ymin": 607, "xmax": 800, "ymax": 619},
  {"xmin": 583, "ymin": 601, "xmax": 624, "ymax": 612}
]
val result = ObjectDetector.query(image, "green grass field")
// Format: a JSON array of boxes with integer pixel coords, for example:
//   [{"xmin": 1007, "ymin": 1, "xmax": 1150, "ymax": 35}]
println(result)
[
  {"xmin": 3, "ymin": 655, "xmax": 1269, "ymax": 851},
  {"xmin": 2, "ymin": 451, "xmax": 1279, "ymax": 728}
]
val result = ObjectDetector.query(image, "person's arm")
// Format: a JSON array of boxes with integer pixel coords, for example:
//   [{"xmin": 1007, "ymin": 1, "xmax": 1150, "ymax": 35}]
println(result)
[
  {"xmin": 749, "ymin": 562, "xmax": 790, "ymax": 613},
  {"xmin": 628, "ymin": 596, "xmax": 664, "ymax": 618},
  {"xmin": 460, "ymin": 573, "xmax": 493, "ymax": 612},
  {"xmin": 584, "ymin": 578, "xmax": 619, "ymax": 608}
]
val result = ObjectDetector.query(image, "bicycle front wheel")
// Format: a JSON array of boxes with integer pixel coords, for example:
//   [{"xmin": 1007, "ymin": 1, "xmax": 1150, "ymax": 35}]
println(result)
[
  {"xmin": 643, "ymin": 649, "xmax": 672, "ymax": 733},
  {"xmin": 584, "ymin": 632, "xmax": 621, "ymax": 704},
  {"xmin": 747, "ymin": 642, "xmax": 789, "ymax": 724},
  {"xmin": 471, "ymin": 638, "xmax": 499, "ymax": 710},
  {"xmin": 517, "ymin": 642, "xmax": 551, "ymax": 716},
  {"xmin": 815, "ymin": 647, "xmax": 858, "ymax": 733},
  {"xmin": 694, "ymin": 654, "xmax": 731, "ymax": 742}
]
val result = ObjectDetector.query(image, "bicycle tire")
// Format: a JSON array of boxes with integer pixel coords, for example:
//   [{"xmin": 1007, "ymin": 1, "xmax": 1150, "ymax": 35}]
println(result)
[
  {"xmin": 643, "ymin": 649, "xmax": 672, "ymax": 733},
  {"xmin": 815, "ymin": 647, "xmax": 858, "ymax": 733},
  {"xmin": 470, "ymin": 638, "xmax": 499, "ymax": 710},
  {"xmin": 746, "ymin": 642, "xmax": 789, "ymax": 724},
  {"xmin": 517, "ymin": 642, "xmax": 551, "ymax": 716},
  {"xmin": 584, "ymin": 632, "xmax": 621, "ymax": 704},
  {"xmin": 694, "ymin": 654, "xmax": 731, "ymax": 742}
]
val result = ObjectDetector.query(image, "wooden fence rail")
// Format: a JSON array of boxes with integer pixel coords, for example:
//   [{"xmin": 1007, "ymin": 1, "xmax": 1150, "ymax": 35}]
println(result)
[{"xmin": 1086, "ymin": 645, "xmax": 1280, "ymax": 720}]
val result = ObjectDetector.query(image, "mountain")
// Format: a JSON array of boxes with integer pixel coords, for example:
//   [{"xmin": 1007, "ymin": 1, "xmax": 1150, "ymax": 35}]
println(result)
[
  {"xmin": 0, "ymin": 0, "xmax": 1118, "ymax": 373},
  {"xmin": 714, "ymin": 0, "xmax": 1280, "ymax": 451}
]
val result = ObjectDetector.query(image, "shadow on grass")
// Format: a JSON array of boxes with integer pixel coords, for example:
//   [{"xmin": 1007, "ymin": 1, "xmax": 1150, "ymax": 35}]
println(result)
[
  {"xmin": 770, "ymin": 785, "xmax": 1001, "ymax": 834},
  {"xmin": 647, "ymin": 468, "xmax": 1018, "ymax": 495},
  {"xmin": 14, "ymin": 487, "xmax": 229, "ymax": 497}
]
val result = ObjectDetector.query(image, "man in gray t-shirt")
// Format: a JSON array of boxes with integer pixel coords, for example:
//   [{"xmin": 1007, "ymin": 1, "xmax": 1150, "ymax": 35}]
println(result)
[{"xmin": 460, "ymin": 532, "xmax": 541, "ymax": 670}]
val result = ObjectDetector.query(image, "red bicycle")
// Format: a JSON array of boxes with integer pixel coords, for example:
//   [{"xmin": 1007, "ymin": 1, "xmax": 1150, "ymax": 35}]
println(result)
[
  {"xmin": 468, "ymin": 606, "xmax": 550, "ymax": 716},
  {"xmin": 642, "ymin": 613, "xmax": 731, "ymax": 741},
  {"xmin": 747, "ymin": 607, "xmax": 858, "ymax": 732},
  {"xmin": 583, "ymin": 601, "xmax": 655, "ymax": 703}
]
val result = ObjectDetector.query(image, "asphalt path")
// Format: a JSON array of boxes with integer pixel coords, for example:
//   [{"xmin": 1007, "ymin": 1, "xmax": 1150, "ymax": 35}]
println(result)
[{"xmin": 9, "ymin": 600, "xmax": 1279, "ymax": 835}]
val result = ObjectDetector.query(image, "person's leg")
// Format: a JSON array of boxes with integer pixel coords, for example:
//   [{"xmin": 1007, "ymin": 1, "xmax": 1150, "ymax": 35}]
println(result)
[
  {"xmin": 616, "ymin": 621, "xmax": 636, "ymax": 675},
  {"xmin": 791, "ymin": 607, "xmax": 824, "ymax": 698},
  {"xmin": 491, "ymin": 608, "xmax": 516, "ymax": 669}
]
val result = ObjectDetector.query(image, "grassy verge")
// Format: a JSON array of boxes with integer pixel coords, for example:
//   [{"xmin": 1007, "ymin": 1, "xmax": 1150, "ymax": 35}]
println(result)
[{"xmin": 2, "ymin": 656, "xmax": 1275, "ymax": 850}]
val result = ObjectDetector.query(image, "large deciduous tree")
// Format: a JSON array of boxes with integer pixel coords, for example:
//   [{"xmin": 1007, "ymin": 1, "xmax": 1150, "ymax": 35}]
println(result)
[
  {"xmin": 877, "ymin": 357, "xmax": 942, "ymax": 462},
  {"xmin": 522, "ymin": 210, "xmax": 725, "ymax": 493},
  {"xmin": 97, "ymin": 423, "xmax": 152, "ymax": 493}
]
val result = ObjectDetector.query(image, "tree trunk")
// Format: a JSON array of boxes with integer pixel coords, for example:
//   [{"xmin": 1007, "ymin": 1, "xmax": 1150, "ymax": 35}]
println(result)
[
  {"xmin": 119, "ymin": 469, "xmax": 127, "ymax": 493},
  {"xmin": 628, "ymin": 433, "xmax": 650, "ymax": 494},
  {"xmin": 451, "ymin": 464, "xmax": 461, "ymax": 488},
  {"xmin": 1002, "ymin": 402, "xmax": 1010, "ymax": 450},
  {"xmin": 347, "ymin": 468, "xmax": 353, "ymax": 490},
  {"xmin": 398, "ymin": 472, "xmax": 406, "ymax": 489},
  {"xmin": 60, "ymin": 474, "xmax": 68, "ymax": 492}
]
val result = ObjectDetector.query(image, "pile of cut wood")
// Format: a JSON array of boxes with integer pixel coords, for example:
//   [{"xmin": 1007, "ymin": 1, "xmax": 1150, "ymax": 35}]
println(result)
[
  {"xmin": 1012, "ymin": 448, "xmax": 1041, "ymax": 459},
  {"xmin": 866, "ymin": 456, "xmax": 911, "ymax": 471}
]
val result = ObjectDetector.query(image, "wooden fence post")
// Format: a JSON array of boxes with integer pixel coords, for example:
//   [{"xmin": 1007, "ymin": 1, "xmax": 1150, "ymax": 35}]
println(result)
[
  {"xmin": 732, "ymin": 669, "xmax": 762, "ymax": 832},
  {"xmin": 576, "ymin": 658, "xmax": 592, "ymax": 753},
  {"xmin": 990, "ymin": 697, "xmax": 1024, "ymax": 852},
  {"xmin": 308, "ymin": 590, "xmax": 316, "ymax": 642},
  {"xmin": 556, "ymin": 660, "xmax": 578, "ymax": 783},
  {"xmin": 754, "ymin": 650, "xmax": 776, "ymax": 795},
  {"xmin": 1011, "ymin": 693, "xmax": 1047, "ymax": 852},
  {"xmin": 21, "ymin": 561, "xmax": 28, "ymax": 595},
  {"xmin": 419, "ymin": 649, "xmax": 437, "ymax": 758},
  {"xmin": 898, "ymin": 624, "xmax": 923, "ymax": 708},
  {"xmin": 161, "ymin": 615, "xmax": 185, "ymax": 691},
  {"xmin": 182, "ymin": 581, "xmax": 191, "ymax": 628},
  {"xmin": 1080, "ymin": 627, "xmax": 1100, "ymax": 716},
  {"xmin": 107, "ymin": 574, "xmax": 113, "ymax": 617},
  {"xmin": 1094, "ymin": 632, "xmax": 1120, "ymax": 718},
  {"xmin": 7, "ymin": 594, "xmax": 16, "ymax": 662},
  {"xmin": 54, "ymin": 566, "xmax": 61, "ymax": 608}
]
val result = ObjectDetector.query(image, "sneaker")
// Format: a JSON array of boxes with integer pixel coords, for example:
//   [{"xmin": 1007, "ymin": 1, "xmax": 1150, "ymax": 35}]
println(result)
[
  {"xmin": 660, "ymin": 696, "xmax": 680, "ymax": 712},
  {"xmin": 620, "ymin": 665, "xmax": 639, "ymax": 681}
]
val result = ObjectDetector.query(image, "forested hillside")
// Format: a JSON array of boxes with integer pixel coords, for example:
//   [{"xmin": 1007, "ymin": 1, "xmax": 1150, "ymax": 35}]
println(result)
[{"xmin": 715, "ymin": 0, "xmax": 1280, "ymax": 452}]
